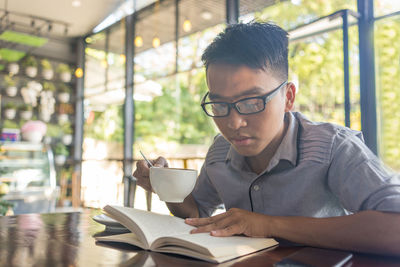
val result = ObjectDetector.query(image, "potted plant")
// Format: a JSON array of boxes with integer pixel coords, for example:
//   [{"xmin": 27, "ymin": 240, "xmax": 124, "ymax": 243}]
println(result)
[
  {"xmin": 57, "ymin": 113, "xmax": 69, "ymax": 124},
  {"xmin": 3, "ymin": 102, "xmax": 17, "ymax": 120},
  {"xmin": 41, "ymin": 59, "xmax": 54, "ymax": 80},
  {"xmin": 20, "ymin": 120, "xmax": 47, "ymax": 143},
  {"xmin": 54, "ymin": 142, "xmax": 69, "ymax": 165},
  {"xmin": 39, "ymin": 83, "xmax": 56, "ymax": 122},
  {"xmin": 42, "ymin": 81, "xmax": 56, "ymax": 97},
  {"xmin": 4, "ymin": 75, "xmax": 18, "ymax": 97},
  {"xmin": 26, "ymin": 80, "xmax": 43, "ymax": 95},
  {"xmin": 46, "ymin": 123, "xmax": 63, "ymax": 137},
  {"xmin": 43, "ymin": 123, "xmax": 62, "ymax": 144},
  {"xmin": 61, "ymin": 122, "xmax": 73, "ymax": 145},
  {"xmin": 56, "ymin": 63, "xmax": 72, "ymax": 82},
  {"xmin": 7, "ymin": 62, "xmax": 19, "ymax": 75},
  {"xmin": 19, "ymin": 104, "xmax": 33, "ymax": 120},
  {"xmin": 22, "ymin": 55, "xmax": 38, "ymax": 78},
  {"xmin": 57, "ymin": 83, "xmax": 71, "ymax": 103}
]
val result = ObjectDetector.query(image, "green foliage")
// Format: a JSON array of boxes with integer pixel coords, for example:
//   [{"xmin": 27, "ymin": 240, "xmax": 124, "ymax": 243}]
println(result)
[
  {"xmin": 84, "ymin": 25, "xmax": 222, "ymax": 148},
  {"xmin": 375, "ymin": 20, "xmax": 400, "ymax": 171},
  {"xmin": 84, "ymin": 105, "xmax": 124, "ymax": 143},
  {"xmin": 255, "ymin": 0, "xmax": 359, "ymax": 128},
  {"xmin": 0, "ymin": 48, "xmax": 26, "ymax": 62},
  {"xmin": 47, "ymin": 123, "xmax": 63, "ymax": 137},
  {"xmin": 18, "ymin": 103, "xmax": 32, "ymax": 111},
  {"xmin": 4, "ymin": 74, "xmax": 16, "ymax": 86},
  {"xmin": 254, "ymin": 0, "xmax": 400, "ymax": 171},
  {"xmin": 61, "ymin": 121, "xmax": 73, "ymax": 134},
  {"xmin": 41, "ymin": 59, "xmax": 52, "ymax": 70},
  {"xmin": 84, "ymin": 71, "xmax": 216, "ymax": 146},
  {"xmin": 133, "ymin": 70, "xmax": 216, "ymax": 146},
  {"xmin": 56, "ymin": 63, "xmax": 71, "ymax": 73},
  {"xmin": 21, "ymin": 55, "xmax": 38, "ymax": 68},
  {"xmin": 42, "ymin": 81, "xmax": 56, "ymax": 91},
  {"xmin": 0, "ymin": 30, "xmax": 47, "ymax": 47},
  {"xmin": 54, "ymin": 142, "xmax": 69, "ymax": 156},
  {"xmin": 1, "ymin": 120, "xmax": 19, "ymax": 129},
  {"xmin": 3, "ymin": 102, "xmax": 16, "ymax": 109},
  {"xmin": 0, "ymin": 199, "xmax": 13, "ymax": 216},
  {"xmin": 58, "ymin": 83, "xmax": 70, "ymax": 93},
  {"xmin": 255, "ymin": 0, "xmax": 355, "ymax": 30}
]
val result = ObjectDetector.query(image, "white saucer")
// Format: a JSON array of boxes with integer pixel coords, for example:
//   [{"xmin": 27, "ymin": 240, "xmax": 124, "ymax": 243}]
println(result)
[
  {"xmin": 93, "ymin": 214, "xmax": 123, "ymax": 227},
  {"xmin": 93, "ymin": 214, "xmax": 129, "ymax": 233}
]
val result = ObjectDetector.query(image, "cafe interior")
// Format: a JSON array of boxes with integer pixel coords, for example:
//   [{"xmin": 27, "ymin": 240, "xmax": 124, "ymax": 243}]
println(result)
[{"xmin": 0, "ymin": 0, "xmax": 399, "ymax": 265}]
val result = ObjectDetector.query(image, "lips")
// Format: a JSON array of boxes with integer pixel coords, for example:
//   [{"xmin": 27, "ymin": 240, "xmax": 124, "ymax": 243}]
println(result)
[{"xmin": 230, "ymin": 136, "xmax": 253, "ymax": 146}]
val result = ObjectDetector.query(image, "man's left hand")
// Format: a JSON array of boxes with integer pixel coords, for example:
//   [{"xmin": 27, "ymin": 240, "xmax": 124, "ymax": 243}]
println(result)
[{"xmin": 185, "ymin": 208, "xmax": 270, "ymax": 237}]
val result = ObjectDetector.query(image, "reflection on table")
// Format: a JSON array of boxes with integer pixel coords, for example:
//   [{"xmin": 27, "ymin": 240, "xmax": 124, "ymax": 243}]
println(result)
[{"xmin": 0, "ymin": 209, "xmax": 399, "ymax": 266}]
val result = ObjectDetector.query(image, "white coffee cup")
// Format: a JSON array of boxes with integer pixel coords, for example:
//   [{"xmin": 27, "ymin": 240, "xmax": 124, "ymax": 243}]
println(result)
[{"xmin": 149, "ymin": 167, "xmax": 198, "ymax": 203}]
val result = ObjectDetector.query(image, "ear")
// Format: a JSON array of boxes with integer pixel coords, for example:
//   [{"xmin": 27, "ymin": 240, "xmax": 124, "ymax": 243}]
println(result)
[{"xmin": 284, "ymin": 82, "xmax": 296, "ymax": 112}]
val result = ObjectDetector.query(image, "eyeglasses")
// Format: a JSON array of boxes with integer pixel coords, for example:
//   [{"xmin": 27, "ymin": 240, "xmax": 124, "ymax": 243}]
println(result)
[{"xmin": 201, "ymin": 81, "xmax": 287, "ymax": 117}]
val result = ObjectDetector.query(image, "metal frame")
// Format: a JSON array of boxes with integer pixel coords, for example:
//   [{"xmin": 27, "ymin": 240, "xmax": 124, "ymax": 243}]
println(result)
[
  {"xmin": 73, "ymin": 37, "xmax": 85, "ymax": 207},
  {"xmin": 358, "ymin": 0, "xmax": 377, "ymax": 155},
  {"xmin": 342, "ymin": 10, "xmax": 351, "ymax": 128},
  {"xmin": 175, "ymin": 0, "xmax": 179, "ymax": 73},
  {"xmin": 226, "ymin": 0, "xmax": 239, "ymax": 25},
  {"xmin": 288, "ymin": 9, "xmax": 359, "ymax": 130},
  {"xmin": 123, "ymin": 13, "xmax": 136, "ymax": 207},
  {"xmin": 77, "ymin": 0, "xmax": 397, "ymax": 207}
]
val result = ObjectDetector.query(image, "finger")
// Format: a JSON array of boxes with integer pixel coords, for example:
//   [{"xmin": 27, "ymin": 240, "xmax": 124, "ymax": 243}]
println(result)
[
  {"xmin": 135, "ymin": 174, "xmax": 152, "ymax": 191},
  {"xmin": 133, "ymin": 162, "xmax": 153, "ymax": 192},
  {"xmin": 136, "ymin": 175, "xmax": 150, "ymax": 187},
  {"xmin": 136, "ymin": 160, "xmax": 150, "ymax": 175},
  {"xmin": 185, "ymin": 212, "xmax": 229, "ymax": 227},
  {"xmin": 189, "ymin": 214, "xmax": 235, "ymax": 234},
  {"xmin": 211, "ymin": 224, "xmax": 242, "ymax": 237},
  {"xmin": 152, "ymin": 156, "xmax": 168, "ymax": 167}
]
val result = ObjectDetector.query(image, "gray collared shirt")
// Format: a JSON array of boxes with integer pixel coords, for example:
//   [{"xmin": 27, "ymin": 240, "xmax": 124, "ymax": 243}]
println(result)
[{"xmin": 192, "ymin": 112, "xmax": 400, "ymax": 218}]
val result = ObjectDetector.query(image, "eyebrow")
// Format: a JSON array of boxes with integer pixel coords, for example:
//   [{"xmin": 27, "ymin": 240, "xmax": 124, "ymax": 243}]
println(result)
[{"xmin": 208, "ymin": 87, "xmax": 267, "ymax": 101}]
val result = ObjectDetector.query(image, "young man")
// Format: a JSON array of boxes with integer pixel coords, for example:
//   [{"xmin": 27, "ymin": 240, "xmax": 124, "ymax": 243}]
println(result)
[{"xmin": 134, "ymin": 22, "xmax": 400, "ymax": 256}]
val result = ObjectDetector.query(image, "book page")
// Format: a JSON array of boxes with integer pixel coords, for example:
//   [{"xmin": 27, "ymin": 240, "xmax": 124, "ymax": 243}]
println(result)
[
  {"xmin": 104, "ymin": 206, "xmax": 195, "ymax": 247},
  {"xmin": 152, "ymin": 232, "xmax": 278, "ymax": 259},
  {"xmin": 95, "ymin": 233, "xmax": 145, "ymax": 249}
]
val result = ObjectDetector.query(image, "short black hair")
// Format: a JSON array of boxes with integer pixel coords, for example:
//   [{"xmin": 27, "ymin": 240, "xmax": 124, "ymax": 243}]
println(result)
[{"xmin": 201, "ymin": 22, "xmax": 288, "ymax": 80}]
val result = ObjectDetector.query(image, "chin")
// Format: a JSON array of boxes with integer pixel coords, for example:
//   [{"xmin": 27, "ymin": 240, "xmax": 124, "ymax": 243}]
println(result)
[{"xmin": 232, "ymin": 145, "xmax": 262, "ymax": 157}]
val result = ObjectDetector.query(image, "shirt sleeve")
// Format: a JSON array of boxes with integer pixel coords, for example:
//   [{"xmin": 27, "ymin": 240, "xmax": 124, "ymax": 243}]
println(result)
[
  {"xmin": 327, "ymin": 130, "xmax": 400, "ymax": 213},
  {"xmin": 191, "ymin": 163, "xmax": 223, "ymax": 217}
]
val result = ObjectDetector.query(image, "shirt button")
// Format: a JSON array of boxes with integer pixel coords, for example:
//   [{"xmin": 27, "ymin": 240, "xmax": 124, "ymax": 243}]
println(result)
[{"xmin": 253, "ymin": 185, "xmax": 260, "ymax": 191}]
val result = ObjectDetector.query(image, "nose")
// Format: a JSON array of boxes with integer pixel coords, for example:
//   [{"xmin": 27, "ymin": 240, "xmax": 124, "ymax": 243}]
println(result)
[{"xmin": 226, "ymin": 108, "xmax": 247, "ymax": 130}]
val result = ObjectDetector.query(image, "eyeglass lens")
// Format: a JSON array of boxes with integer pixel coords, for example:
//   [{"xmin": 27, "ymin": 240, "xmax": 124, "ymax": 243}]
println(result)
[{"xmin": 204, "ymin": 97, "xmax": 265, "ymax": 117}]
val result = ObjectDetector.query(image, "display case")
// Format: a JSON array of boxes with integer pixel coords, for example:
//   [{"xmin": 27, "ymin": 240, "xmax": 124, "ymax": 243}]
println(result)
[{"xmin": 0, "ymin": 141, "xmax": 59, "ymax": 214}]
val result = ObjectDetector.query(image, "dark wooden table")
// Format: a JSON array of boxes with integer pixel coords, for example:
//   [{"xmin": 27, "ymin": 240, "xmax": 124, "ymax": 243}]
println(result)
[{"xmin": 0, "ymin": 209, "xmax": 399, "ymax": 267}]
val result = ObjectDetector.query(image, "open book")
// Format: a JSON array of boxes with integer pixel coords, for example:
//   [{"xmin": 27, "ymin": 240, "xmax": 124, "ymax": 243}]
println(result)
[{"xmin": 95, "ymin": 205, "xmax": 278, "ymax": 263}]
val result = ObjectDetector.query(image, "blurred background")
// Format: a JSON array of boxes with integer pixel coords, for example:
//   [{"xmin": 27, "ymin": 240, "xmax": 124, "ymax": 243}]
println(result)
[{"xmin": 0, "ymin": 0, "xmax": 399, "ymax": 215}]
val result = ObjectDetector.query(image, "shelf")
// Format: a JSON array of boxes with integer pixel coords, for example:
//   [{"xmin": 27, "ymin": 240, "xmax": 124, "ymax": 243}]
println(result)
[
  {"xmin": 0, "ymin": 176, "xmax": 45, "ymax": 182},
  {"xmin": 0, "ymin": 67, "xmax": 74, "ymax": 85},
  {"xmin": 0, "ymin": 158, "xmax": 48, "ymax": 168},
  {"xmin": 0, "ymin": 141, "xmax": 44, "ymax": 152}
]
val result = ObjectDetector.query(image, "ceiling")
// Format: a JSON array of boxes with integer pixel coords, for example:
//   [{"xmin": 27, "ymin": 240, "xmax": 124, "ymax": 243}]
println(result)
[
  {"xmin": 88, "ymin": 0, "xmax": 277, "ymax": 54},
  {"xmin": 83, "ymin": 0, "xmax": 278, "ymax": 110},
  {"xmin": 0, "ymin": 0, "xmax": 278, "ymax": 48},
  {"xmin": 0, "ymin": 0, "xmax": 127, "ymax": 38},
  {"xmin": 0, "ymin": 0, "xmax": 280, "ymax": 108}
]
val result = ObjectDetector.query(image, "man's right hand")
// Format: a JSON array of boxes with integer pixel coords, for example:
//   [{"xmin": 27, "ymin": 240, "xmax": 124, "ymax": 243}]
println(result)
[
  {"xmin": 133, "ymin": 156, "xmax": 168, "ymax": 192},
  {"xmin": 133, "ymin": 156, "xmax": 199, "ymax": 219}
]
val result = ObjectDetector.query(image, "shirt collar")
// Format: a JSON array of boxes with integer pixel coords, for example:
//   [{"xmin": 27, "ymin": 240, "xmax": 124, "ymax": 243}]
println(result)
[
  {"xmin": 270, "ymin": 112, "xmax": 298, "ymax": 168},
  {"xmin": 226, "ymin": 111, "xmax": 299, "ymax": 172}
]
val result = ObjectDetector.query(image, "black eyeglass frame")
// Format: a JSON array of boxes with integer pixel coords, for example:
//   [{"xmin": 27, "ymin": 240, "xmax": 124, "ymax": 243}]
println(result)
[{"xmin": 201, "ymin": 81, "xmax": 288, "ymax": 117}]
